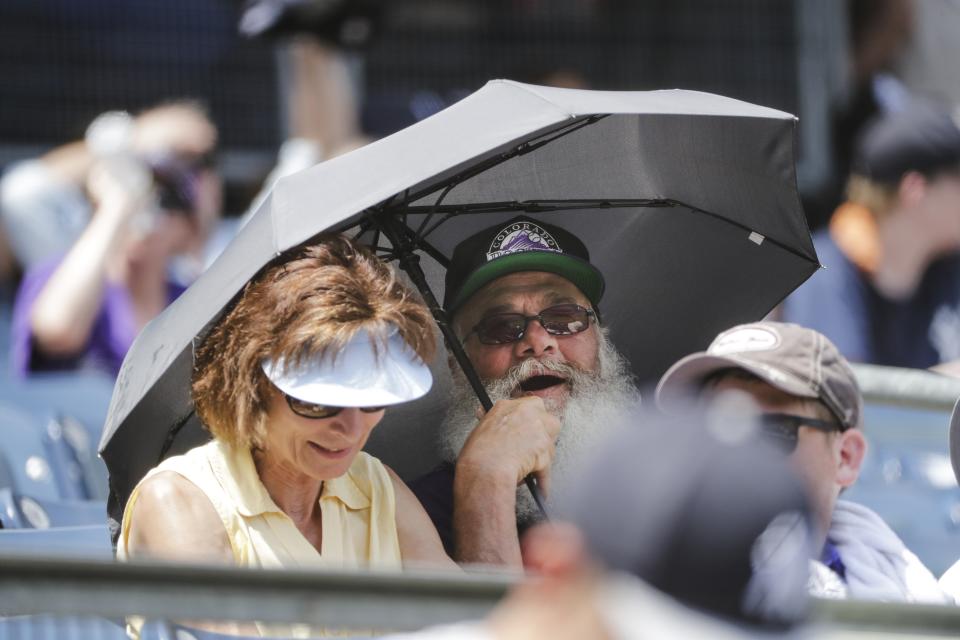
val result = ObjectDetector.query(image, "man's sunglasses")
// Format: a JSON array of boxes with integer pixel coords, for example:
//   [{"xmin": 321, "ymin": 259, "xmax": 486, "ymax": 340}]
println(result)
[
  {"xmin": 285, "ymin": 394, "xmax": 385, "ymax": 420},
  {"xmin": 757, "ymin": 413, "xmax": 843, "ymax": 454},
  {"xmin": 467, "ymin": 303, "xmax": 596, "ymax": 345}
]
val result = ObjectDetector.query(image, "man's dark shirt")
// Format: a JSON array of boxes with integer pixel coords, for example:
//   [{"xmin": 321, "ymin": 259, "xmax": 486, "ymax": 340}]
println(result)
[
  {"xmin": 782, "ymin": 229, "xmax": 960, "ymax": 368},
  {"xmin": 409, "ymin": 462, "xmax": 456, "ymax": 555},
  {"xmin": 410, "ymin": 461, "xmax": 536, "ymax": 558},
  {"xmin": 821, "ymin": 539, "xmax": 847, "ymax": 583}
]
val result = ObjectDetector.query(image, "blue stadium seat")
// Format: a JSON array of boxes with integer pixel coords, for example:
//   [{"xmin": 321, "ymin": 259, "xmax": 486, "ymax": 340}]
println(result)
[
  {"xmin": 0, "ymin": 404, "xmax": 61, "ymax": 500},
  {"xmin": 139, "ymin": 620, "xmax": 372, "ymax": 639},
  {"xmin": 0, "ymin": 371, "xmax": 114, "ymax": 499},
  {"xmin": 39, "ymin": 412, "xmax": 107, "ymax": 500},
  {"xmin": 848, "ymin": 403, "xmax": 960, "ymax": 576},
  {"xmin": 0, "ymin": 401, "xmax": 107, "ymax": 501},
  {"xmin": 0, "ymin": 487, "xmax": 105, "ymax": 529},
  {"xmin": 0, "ymin": 523, "xmax": 112, "ymax": 558},
  {"xmin": 0, "ymin": 371, "xmax": 115, "ymax": 441},
  {"xmin": 0, "ymin": 615, "xmax": 127, "ymax": 640}
]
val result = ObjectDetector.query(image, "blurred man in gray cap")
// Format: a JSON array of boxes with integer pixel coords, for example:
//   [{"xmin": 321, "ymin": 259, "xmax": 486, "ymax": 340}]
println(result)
[
  {"xmin": 658, "ymin": 321, "xmax": 951, "ymax": 603},
  {"xmin": 782, "ymin": 101, "xmax": 960, "ymax": 369}
]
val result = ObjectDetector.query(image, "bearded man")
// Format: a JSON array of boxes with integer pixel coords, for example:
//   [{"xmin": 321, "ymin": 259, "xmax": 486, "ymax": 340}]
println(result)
[{"xmin": 409, "ymin": 217, "xmax": 640, "ymax": 567}]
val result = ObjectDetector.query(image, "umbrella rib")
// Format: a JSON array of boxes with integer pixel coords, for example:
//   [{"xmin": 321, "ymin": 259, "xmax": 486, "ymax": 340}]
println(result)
[
  {"xmin": 394, "ymin": 223, "xmax": 451, "ymax": 268},
  {"xmin": 396, "ymin": 115, "xmax": 607, "ymax": 209},
  {"xmin": 676, "ymin": 200, "xmax": 818, "ymax": 264},
  {"xmin": 158, "ymin": 410, "xmax": 196, "ymax": 464},
  {"xmin": 414, "ymin": 182, "xmax": 458, "ymax": 240},
  {"xmin": 416, "ymin": 213, "xmax": 456, "ymax": 243},
  {"xmin": 402, "ymin": 198, "xmax": 816, "ymax": 265},
  {"xmin": 408, "ymin": 198, "xmax": 673, "ymax": 244},
  {"xmin": 404, "ymin": 198, "xmax": 674, "ymax": 218}
]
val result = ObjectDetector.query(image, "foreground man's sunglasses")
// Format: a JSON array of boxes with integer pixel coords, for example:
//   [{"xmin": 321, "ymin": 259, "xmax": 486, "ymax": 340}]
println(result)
[{"xmin": 468, "ymin": 303, "xmax": 596, "ymax": 345}]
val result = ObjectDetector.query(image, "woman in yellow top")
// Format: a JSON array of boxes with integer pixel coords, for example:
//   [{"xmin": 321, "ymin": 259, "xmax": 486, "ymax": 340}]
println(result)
[{"xmin": 117, "ymin": 234, "xmax": 456, "ymax": 634}]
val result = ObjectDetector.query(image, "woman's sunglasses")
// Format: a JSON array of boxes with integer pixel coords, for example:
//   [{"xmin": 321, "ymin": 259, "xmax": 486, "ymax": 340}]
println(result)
[
  {"xmin": 757, "ymin": 413, "xmax": 843, "ymax": 454},
  {"xmin": 467, "ymin": 303, "xmax": 596, "ymax": 345},
  {"xmin": 285, "ymin": 394, "xmax": 385, "ymax": 420}
]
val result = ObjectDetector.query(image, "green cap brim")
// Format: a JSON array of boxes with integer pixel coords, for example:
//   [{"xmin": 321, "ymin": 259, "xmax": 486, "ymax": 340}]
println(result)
[{"xmin": 446, "ymin": 251, "xmax": 605, "ymax": 313}]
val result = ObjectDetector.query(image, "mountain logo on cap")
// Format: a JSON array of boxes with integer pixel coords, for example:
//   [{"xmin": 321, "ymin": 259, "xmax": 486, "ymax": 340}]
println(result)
[
  {"xmin": 709, "ymin": 326, "xmax": 781, "ymax": 355},
  {"xmin": 487, "ymin": 220, "xmax": 561, "ymax": 261}
]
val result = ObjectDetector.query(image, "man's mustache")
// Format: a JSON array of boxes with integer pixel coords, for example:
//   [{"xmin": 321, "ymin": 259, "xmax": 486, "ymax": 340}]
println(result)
[
  {"xmin": 482, "ymin": 358, "xmax": 586, "ymax": 399},
  {"xmin": 488, "ymin": 358, "xmax": 582, "ymax": 386}
]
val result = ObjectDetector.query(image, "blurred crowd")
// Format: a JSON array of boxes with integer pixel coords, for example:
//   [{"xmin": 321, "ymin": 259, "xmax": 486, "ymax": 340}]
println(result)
[{"xmin": 3, "ymin": 0, "xmax": 960, "ymax": 638}]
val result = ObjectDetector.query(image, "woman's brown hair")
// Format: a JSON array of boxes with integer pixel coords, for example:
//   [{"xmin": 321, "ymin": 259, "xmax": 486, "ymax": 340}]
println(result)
[{"xmin": 191, "ymin": 234, "xmax": 436, "ymax": 449}]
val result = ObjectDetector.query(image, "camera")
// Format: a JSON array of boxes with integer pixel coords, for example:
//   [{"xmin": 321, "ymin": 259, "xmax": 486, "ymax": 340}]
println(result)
[{"xmin": 146, "ymin": 152, "xmax": 215, "ymax": 216}]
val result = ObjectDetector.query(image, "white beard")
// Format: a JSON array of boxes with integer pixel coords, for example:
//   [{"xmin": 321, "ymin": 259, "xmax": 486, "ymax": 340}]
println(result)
[{"xmin": 438, "ymin": 328, "xmax": 641, "ymax": 525}]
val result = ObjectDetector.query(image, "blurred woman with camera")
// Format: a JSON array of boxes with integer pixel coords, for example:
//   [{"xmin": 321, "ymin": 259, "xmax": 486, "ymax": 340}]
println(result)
[{"xmin": 9, "ymin": 101, "xmax": 222, "ymax": 377}]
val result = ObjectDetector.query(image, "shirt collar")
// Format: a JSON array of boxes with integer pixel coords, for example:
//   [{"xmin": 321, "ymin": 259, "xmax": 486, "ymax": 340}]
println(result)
[
  {"xmin": 211, "ymin": 440, "xmax": 371, "ymax": 516},
  {"xmin": 820, "ymin": 539, "xmax": 847, "ymax": 582}
]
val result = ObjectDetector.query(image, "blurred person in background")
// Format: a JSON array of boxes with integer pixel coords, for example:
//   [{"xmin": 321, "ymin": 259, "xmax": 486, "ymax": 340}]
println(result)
[
  {"xmin": 238, "ymin": 0, "xmax": 377, "ymax": 224},
  {"xmin": 0, "ymin": 101, "xmax": 221, "ymax": 274},
  {"xmin": 0, "ymin": 226, "xmax": 18, "ymax": 298},
  {"xmin": 1, "ymin": 136, "xmax": 94, "ymax": 271},
  {"xmin": 117, "ymin": 236, "xmax": 456, "ymax": 637},
  {"xmin": 392, "ymin": 406, "xmax": 817, "ymax": 639},
  {"xmin": 8, "ymin": 101, "xmax": 222, "ymax": 378},
  {"xmin": 239, "ymin": 37, "xmax": 373, "ymax": 227},
  {"xmin": 782, "ymin": 101, "xmax": 960, "ymax": 368},
  {"xmin": 657, "ymin": 321, "xmax": 951, "ymax": 603},
  {"xmin": 804, "ymin": 0, "xmax": 914, "ymax": 230}
]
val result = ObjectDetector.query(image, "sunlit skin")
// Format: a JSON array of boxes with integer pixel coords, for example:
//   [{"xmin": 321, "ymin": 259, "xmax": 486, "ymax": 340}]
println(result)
[
  {"xmin": 454, "ymin": 271, "xmax": 601, "ymax": 409},
  {"xmin": 707, "ymin": 377, "xmax": 866, "ymax": 542}
]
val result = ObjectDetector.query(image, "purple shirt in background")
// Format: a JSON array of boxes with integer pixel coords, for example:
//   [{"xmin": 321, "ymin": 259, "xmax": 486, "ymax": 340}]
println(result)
[{"xmin": 10, "ymin": 258, "xmax": 186, "ymax": 378}]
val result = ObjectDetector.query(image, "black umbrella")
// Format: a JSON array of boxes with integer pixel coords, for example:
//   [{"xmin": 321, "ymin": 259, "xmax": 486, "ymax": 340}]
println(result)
[{"xmin": 99, "ymin": 80, "xmax": 818, "ymax": 526}]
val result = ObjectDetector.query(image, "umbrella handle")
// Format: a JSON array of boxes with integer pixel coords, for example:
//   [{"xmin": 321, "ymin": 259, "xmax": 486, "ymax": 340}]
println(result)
[{"xmin": 374, "ymin": 213, "xmax": 550, "ymax": 520}]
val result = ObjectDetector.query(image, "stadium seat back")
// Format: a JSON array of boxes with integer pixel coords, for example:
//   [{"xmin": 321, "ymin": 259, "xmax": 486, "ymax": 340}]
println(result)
[
  {"xmin": 0, "ymin": 615, "xmax": 127, "ymax": 640},
  {"xmin": 0, "ymin": 523, "xmax": 112, "ymax": 558},
  {"xmin": 0, "ymin": 404, "xmax": 60, "ymax": 500}
]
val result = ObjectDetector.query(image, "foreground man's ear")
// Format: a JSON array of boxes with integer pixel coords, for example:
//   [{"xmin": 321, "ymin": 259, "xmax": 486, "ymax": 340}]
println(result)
[{"xmin": 836, "ymin": 428, "xmax": 867, "ymax": 489}]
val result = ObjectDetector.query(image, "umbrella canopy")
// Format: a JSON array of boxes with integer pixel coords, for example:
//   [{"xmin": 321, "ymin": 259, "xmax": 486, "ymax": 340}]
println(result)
[{"xmin": 99, "ymin": 80, "xmax": 818, "ymax": 522}]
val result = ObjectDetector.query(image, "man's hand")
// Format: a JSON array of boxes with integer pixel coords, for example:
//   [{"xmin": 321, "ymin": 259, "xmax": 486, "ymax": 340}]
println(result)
[
  {"xmin": 458, "ymin": 396, "xmax": 560, "ymax": 496},
  {"xmin": 453, "ymin": 397, "xmax": 561, "ymax": 567}
]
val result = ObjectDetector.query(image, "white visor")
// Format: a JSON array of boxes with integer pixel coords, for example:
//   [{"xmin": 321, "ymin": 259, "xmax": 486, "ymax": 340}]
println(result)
[{"xmin": 261, "ymin": 327, "xmax": 432, "ymax": 408}]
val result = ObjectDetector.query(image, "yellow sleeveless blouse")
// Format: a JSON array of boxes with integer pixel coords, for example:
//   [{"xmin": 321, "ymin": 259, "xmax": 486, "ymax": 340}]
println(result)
[{"xmin": 117, "ymin": 439, "xmax": 402, "ymax": 636}]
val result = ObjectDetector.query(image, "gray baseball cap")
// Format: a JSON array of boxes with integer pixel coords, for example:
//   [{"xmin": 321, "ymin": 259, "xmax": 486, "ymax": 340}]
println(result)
[{"xmin": 656, "ymin": 321, "xmax": 862, "ymax": 431}]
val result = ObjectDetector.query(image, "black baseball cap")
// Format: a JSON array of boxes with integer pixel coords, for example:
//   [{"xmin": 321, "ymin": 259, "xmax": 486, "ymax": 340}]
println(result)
[
  {"xmin": 442, "ymin": 216, "xmax": 604, "ymax": 313},
  {"xmin": 562, "ymin": 405, "xmax": 814, "ymax": 628},
  {"xmin": 854, "ymin": 101, "xmax": 960, "ymax": 185}
]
